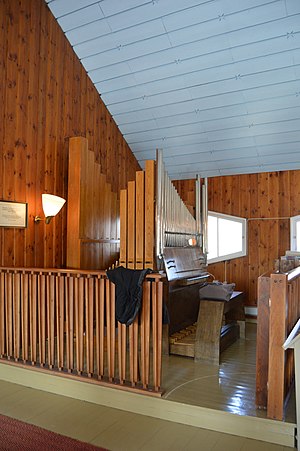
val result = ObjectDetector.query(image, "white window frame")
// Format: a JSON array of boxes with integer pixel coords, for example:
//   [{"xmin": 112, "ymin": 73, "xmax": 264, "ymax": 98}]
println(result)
[
  {"xmin": 207, "ymin": 211, "xmax": 247, "ymax": 264},
  {"xmin": 290, "ymin": 215, "xmax": 300, "ymax": 251}
]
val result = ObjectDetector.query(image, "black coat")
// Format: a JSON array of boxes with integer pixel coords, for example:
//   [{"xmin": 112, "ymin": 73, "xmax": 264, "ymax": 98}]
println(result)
[{"xmin": 106, "ymin": 266, "xmax": 151, "ymax": 325}]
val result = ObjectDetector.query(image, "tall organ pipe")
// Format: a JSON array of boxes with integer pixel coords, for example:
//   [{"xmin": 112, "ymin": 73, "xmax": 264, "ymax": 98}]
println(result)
[
  {"xmin": 195, "ymin": 175, "xmax": 202, "ymax": 248},
  {"xmin": 156, "ymin": 150, "xmax": 202, "ymax": 257},
  {"xmin": 202, "ymin": 178, "xmax": 208, "ymax": 259},
  {"xmin": 156, "ymin": 149, "xmax": 163, "ymax": 260}
]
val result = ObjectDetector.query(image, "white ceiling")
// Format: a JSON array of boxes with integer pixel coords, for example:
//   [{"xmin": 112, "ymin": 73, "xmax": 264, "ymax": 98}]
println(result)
[{"xmin": 45, "ymin": 0, "xmax": 300, "ymax": 180}]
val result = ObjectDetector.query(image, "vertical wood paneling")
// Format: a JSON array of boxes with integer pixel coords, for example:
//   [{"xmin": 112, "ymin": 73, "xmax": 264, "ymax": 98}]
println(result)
[
  {"xmin": 0, "ymin": 0, "xmax": 140, "ymax": 269},
  {"xmin": 0, "ymin": 2, "xmax": 6, "ymax": 211},
  {"xmin": 173, "ymin": 171, "xmax": 300, "ymax": 306}
]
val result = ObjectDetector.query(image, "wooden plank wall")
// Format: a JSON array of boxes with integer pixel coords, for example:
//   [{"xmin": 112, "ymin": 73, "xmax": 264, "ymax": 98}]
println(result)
[
  {"xmin": 173, "ymin": 171, "xmax": 300, "ymax": 306},
  {"xmin": 0, "ymin": 0, "xmax": 140, "ymax": 269}
]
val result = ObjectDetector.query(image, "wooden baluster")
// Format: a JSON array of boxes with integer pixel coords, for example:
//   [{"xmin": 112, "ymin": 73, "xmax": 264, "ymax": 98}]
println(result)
[
  {"xmin": 6, "ymin": 272, "xmax": 13, "ymax": 359},
  {"xmin": 128, "ymin": 316, "xmax": 139, "ymax": 387},
  {"xmin": 142, "ymin": 281, "xmax": 151, "ymax": 389},
  {"xmin": 110, "ymin": 281, "xmax": 115, "ymax": 381},
  {"xmin": 105, "ymin": 279, "xmax": 111, "ymax": 380},
  {"xmin": 0, "ymin": 272, "xmax": 4, "ymax": 357},
  {"xmin": 66, "ymin": 275, "xmax": 74, "ymax": 372},
  {"xmin": 121, "ymin": 324, "xmax": 126, "ymax": 384},
  {"xmin": 98, "ymin": 277, "xmax": 105, "ymax": 379},
  {"xmin": 117, "ymin": 322, "xmax": 122, "ymax": 384},
  {"xmin": 74, "ymin": 276, "xmax": 79, "ymax": 374},
  {"xmin": 129, "ymin": 323, "xmax": 134, "ymax": 385},
  {"xmin": 152, "ymin": 280, "xmax": 157, "ymax": 390},
  {"xmin": 140, "ymin": 285, "xmax": 145, "ymax": 388},
  {"xmin": 13, "ymin": 272, "xmax": 21, "ymax": 361},
  {"xmin": 30, "ymin": 273, "xmax": 37, "ymax": 364},
  {"xmin": 38, "ymin": 273, "xmax": 46, "ymax": 367},
  {"xmin": 21, "ymin": 272, "xmax": 29, "ymax": 362},
  {"xmin": 117, "ymin": 321, "xmax": 126, "ymax": 384},
  {"xmin": 85, "ymin": 277, "xmax": 94, "ymax": 377},
  {"xmin": 156, "ymin": 280, "xmax": 163, "ymax": 391},
  {"xmin": 77, "ymin": 276, "xmax": 84, "ymax": 374},
  {"xmin": 47, "ymin": 274, "xmax": 55, "ymax": 369},
  {"xmin": 55, "ymin": 274, "xmax": 64, "ymax": 371},
  {"xmin": 95, "ymin": 277, "xmax": 100, "ymax": 378},
  {"xmin": 133, "ymin": 316, "xmax": 139, "ymax": 385}
]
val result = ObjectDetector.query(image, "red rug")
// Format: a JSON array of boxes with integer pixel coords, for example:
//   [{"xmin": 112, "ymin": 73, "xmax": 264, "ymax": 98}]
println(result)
[{"xmin": 0, "ymin": 414, "xmax": 107, "ymax": 450}]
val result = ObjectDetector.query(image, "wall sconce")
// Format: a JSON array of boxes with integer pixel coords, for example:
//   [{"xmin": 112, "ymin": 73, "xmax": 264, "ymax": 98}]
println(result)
[{"xmin": 34, "ymin": 194, "xmax": 66, "ymax": 224}]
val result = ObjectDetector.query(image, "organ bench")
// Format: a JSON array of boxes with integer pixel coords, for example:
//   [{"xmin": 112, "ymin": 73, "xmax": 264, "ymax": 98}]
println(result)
[{"xmin": 169, "ymin": 291, "xmax": 245, "ymax": 365}]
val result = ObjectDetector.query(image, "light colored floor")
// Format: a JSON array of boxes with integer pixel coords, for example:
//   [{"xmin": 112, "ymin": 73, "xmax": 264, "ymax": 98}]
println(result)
[
  {"xmin": 162, "ymin": 322, "xmax": 295, "ymax": 422},
  {"xmin": 0, "ymin": 379, "xmax": 295, "ymax": 451},
  {"xmin": 0, "ymin": 323, "xmax": 296, "ymax": 450}
]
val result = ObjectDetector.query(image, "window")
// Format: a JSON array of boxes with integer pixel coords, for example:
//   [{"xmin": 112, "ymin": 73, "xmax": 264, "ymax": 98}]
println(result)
[
  {"xmin": 207, "ymin": 211, "xmax": 247, "ymax": 264},
  {"xmin": 290, "ymin": 215, "xmax": 300, "ymax": 251}
]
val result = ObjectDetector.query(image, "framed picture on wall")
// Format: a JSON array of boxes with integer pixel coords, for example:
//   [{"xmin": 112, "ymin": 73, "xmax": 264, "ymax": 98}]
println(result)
[{"xmin": 0, "ymin": 201, "xmax": 28, "ymax": 228}]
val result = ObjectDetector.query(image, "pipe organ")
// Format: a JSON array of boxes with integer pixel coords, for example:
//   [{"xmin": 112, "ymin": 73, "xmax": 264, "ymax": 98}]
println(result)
[{"xmin": 154, "ymin": 150, "xmax": 210, "ymax": 339}]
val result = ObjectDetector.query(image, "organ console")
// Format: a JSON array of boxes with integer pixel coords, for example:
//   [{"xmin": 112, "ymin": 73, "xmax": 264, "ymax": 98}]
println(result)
[{"xmin": 156, "ymin": 151, "xmax": 245, "ymax": 362}]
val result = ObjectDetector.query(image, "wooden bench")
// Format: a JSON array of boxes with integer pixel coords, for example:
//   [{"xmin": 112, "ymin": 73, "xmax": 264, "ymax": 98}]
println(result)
[
  {"xmin": 195, "ymin": 291, "xmax": 245, "ymax": 364},
  {"xmin": 169, "ymin": 291, "xmax": 245, "ymax": 364}
]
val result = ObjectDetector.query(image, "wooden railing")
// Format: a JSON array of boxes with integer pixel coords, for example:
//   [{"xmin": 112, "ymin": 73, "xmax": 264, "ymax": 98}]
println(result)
[
  {"xmin": 0, "ymin": 267, "xmax": 163, "ymax": 395},
  {"xmin": 256, "ymin": 267, "xmax": 300, "ymax": 419}
]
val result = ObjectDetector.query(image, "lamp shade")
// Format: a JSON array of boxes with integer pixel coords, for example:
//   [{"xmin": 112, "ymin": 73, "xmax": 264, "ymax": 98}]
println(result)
[{"xmin": 42, "ymin": 194, "xmax": 66, "ymax": 218}]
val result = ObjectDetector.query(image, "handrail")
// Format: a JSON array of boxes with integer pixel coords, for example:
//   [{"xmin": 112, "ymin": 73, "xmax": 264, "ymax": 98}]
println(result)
[
  {"xmin": 0, "ymin": 266, "xmax": 163, "ymax": 279},
  {"xmin": 287, "ymin": 266, "xmax": 300, "ymax": 282}
]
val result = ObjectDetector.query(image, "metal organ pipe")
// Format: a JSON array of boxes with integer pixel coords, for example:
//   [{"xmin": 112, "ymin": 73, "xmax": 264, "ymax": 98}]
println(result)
[
  {"xmin": 201, "ymin": 178, "xmax": 208, "ymax": 259},
  {"xmin": 156, "ymin": 150, "xmax": 209, "ymax": 258},
  {"xmin": 155, "ymin": 150, "xmax": 163, "ymax": 261}
]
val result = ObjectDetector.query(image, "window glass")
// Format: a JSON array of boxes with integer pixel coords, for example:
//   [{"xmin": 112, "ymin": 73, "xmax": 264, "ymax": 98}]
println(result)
[
  {"xmin": 207, "ymin": 215, "xmax": 218, "ymax": 259},
  {"xmin": 218, "ymin": 218, "xmax": 243, "ymax": 256},
  {"xmin": 297, "ymin": 221, "xmax": 300, "ymax": 251},
  {"xmin": 290, "ymin": 215, "xmax": 300, "ymax": 251},
  {"xmin": 207, "ymin": 211, "xmax": 247, "ymax": 264}
]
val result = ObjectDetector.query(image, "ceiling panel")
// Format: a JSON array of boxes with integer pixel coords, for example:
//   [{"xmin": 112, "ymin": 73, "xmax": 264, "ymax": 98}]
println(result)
[
  {"xmin": 57, "ymin": 4, "xmax": 104, "ymax": 30},
  {"xmin": 45, "ymin": 0, "xmax": 97, "ymax": 17},
  {"xmin": 255, "ymin": 130, "xmax": 300, "ymax": 145},
  {"xmin": 46, "ymin": 0, "xmax": 300, "ymax": 179}
]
